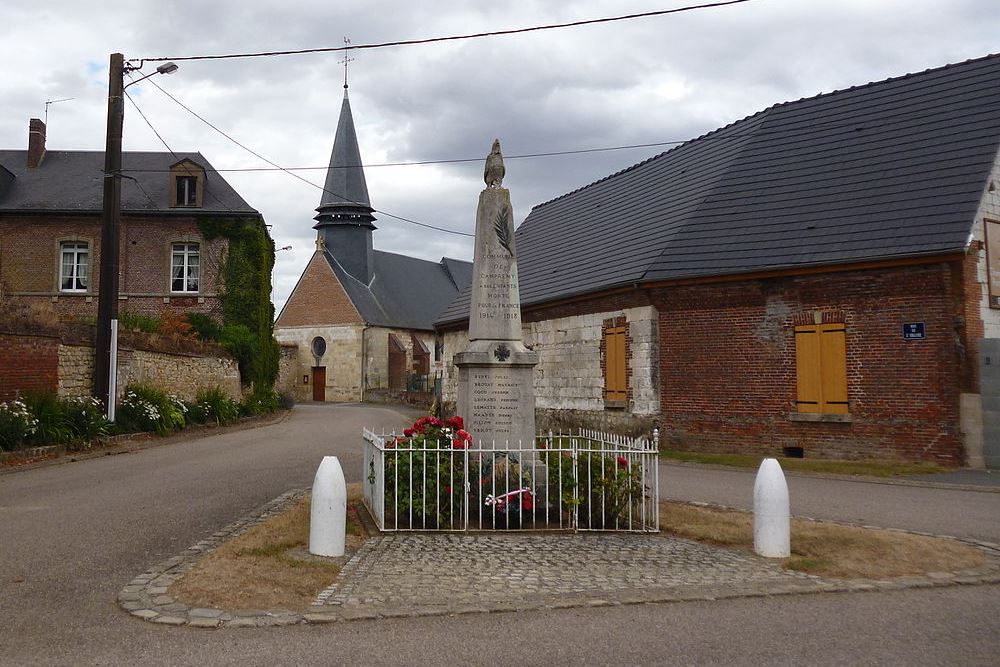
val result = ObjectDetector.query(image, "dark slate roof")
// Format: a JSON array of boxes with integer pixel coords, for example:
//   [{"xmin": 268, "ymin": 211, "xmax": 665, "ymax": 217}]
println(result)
[
  {"xmin": 0, "ymin": 150, "xmax": 258, "ymax": 214},
  {"xmin": 437, "ymin": 54, "xmax": 1000, "ymax": 325},
  {"xmin": 325, "ymin": 249, "xmax": 472, "ymax": 330},
  {"xmin": 317, "ymin": 89, "xmax": 372, "ymax": 213}
]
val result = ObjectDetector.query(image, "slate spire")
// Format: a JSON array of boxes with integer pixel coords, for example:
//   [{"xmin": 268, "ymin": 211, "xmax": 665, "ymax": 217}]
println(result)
[
  {"xmin": 315, "ymin": 88, "xmax": 375, "ymax": 226},
  {"xmin": 314, "ymin": 87, "xmax": 376, "ymax": 284}
]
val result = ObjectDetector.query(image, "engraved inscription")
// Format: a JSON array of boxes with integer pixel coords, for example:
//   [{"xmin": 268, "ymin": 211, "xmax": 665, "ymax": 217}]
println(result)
[{"xmin": 468, "ymin": 371, "xmax": 522, "ymax": 438}]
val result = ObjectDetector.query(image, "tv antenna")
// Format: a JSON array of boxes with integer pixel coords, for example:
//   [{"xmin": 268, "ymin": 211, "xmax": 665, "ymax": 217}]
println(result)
[{"xmin": 44, "ymin": 97, "xmax": 75, "ymax": 125}]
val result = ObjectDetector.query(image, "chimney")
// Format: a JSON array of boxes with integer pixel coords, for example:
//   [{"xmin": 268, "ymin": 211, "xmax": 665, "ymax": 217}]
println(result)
[{"xmin": 27, "ymin": 118, "xmax": 46, "ymax": 168}]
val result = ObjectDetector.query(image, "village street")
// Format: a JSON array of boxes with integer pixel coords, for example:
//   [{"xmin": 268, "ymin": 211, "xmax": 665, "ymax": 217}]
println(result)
[{"xmin": 1, "ymin": 403, "xmax": 998, "ymax": 666}]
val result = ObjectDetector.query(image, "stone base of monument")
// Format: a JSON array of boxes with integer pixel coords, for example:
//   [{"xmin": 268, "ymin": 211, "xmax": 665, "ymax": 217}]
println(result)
[{"xmin": 455, "ymin": 340, "xmax": 538, "ymax": 450}]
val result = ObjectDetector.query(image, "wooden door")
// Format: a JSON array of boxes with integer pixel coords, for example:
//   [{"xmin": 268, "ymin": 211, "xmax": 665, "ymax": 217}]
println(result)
[{"xmin": 312, "ymin": 367, "xmax": 326, "ymax": 401}]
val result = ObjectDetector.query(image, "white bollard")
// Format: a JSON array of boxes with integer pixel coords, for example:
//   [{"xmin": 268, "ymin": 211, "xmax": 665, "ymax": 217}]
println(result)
[
  {"xmin": 309, "ymin": 456, "xmax": 347, "ymax": 557},
  {"xmin": 753, "ymin": 457, "xmax": 790, "ymax": 558}
]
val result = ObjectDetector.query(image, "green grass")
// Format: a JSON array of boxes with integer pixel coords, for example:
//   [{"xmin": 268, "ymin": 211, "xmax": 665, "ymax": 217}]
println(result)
[{"xmin": 658, "ymin": 450, "xmax": 946, "ymax": 477}]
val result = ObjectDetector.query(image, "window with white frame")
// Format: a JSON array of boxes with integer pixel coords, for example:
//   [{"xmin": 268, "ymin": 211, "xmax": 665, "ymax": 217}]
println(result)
[
  {"xmin": 171, "ymin": 242, "xmax": 200, "ymax": 293},
  {"xmin": 175, "ymin": 175, "xmax": 197, "ymax": 206},
  {"xmin": 59, "ymin": 241, "xmax": 89, "ymax": 292}
]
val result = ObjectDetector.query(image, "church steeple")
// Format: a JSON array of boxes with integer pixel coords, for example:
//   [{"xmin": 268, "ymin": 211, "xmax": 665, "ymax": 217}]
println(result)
[{"xmin": 314, "ymin": 87, "xmax": 376, "ymax": 284}]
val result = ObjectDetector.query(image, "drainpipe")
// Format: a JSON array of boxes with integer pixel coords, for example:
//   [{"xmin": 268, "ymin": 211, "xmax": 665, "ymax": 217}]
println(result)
[{"xmin": 360, "ymin": 324, "xmax": 369, "ymax": 403}]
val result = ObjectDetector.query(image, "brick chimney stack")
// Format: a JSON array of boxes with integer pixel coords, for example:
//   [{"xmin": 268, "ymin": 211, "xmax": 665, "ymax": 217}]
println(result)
[{"xmin": 27, "ymin": 118, "xmax": 46, "ymax": 168}]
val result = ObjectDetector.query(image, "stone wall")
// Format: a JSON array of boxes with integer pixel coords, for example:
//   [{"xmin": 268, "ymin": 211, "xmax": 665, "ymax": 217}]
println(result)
[
  {"xmin": 275, "ymin": 344, "xmax": 300, "ymax": 398},
  {"xmin": 440, "ymin": 305, "xmax": 659, "ymax": 421},
  {"xmin": 56, "ymin": 344, "xmax": 241, "ymax": 402},
  {"xmin": 273, "ymin": 324, "xmax": 364, "ymax": 402},
  {"xmin": 364, "ymin": 326, "xmax": 435, "ymax": 392}
]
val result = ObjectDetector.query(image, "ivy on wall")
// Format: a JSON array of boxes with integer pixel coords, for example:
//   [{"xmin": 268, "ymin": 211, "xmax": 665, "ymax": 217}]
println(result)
[{"xmin": 197, "ymin": 216, "xmax": 279, "ymax": 390}]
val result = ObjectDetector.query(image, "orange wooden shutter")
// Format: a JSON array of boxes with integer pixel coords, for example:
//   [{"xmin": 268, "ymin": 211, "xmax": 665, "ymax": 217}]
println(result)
[
  {"xmin": 819, "ymin": 324, "xmax": 848, "ymax": 413},
  {"xmin": 795, "ymin": 325, "xmax": 822, "ymax": 412},
  {"xmin": 604, "ymin": 325, "xmax": 627, "ymax": 401}
]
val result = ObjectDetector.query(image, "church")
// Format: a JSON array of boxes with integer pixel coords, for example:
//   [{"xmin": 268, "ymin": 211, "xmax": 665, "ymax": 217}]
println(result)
[{"xmin": 274, "ymin": 86, "xmax": 472, "ymax": 403}]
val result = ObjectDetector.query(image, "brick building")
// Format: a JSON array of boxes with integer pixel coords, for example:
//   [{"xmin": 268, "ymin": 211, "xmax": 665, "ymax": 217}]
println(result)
[
  {"xmin": 274, "ymin": 88, "xmax": 471, "ymax": 402},
  {"xmin": 0, "ymin": 119, "xmax": 266, "ymax": 322},
  {"xmin": 438, "ymin": 54, "xmax": 1000, "ymax": 466}
]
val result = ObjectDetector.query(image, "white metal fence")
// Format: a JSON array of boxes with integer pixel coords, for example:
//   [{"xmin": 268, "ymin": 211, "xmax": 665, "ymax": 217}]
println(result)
[{"xmin": 362, "ymin": 428, "xmax": 659, "ymax": 533}]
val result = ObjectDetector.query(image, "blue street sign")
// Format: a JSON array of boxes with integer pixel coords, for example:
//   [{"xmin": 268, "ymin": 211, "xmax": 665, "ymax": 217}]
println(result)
[{"xmin": 902, "ymin": 322, "xmax": 926, "ymax": 340}]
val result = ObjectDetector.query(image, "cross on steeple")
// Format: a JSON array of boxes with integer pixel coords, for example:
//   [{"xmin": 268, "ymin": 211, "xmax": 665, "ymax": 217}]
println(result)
[{"xmin": 340, "ymin": 37, "xmax": 354, "ymax": 89}]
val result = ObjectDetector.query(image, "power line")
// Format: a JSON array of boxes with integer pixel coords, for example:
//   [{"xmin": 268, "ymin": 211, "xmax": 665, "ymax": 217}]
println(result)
[
  {"xmin": 124, "ymin": 83, "xmax": 236, "ymax": 213},
  {"xmin": 132, "ymin": 1, "xmax": 755, "ymax": 64},
  {"xmin": 145, "ymin": 78, "xmax": 474, "ymax": 237}
]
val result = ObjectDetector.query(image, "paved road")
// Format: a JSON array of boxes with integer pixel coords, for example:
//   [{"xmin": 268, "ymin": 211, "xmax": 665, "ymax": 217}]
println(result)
[
  {"xmin": 1, "ymin": 403, "xmax": 998, "ymax": 666},
  {"xmin": 660, "ymin": 463, "xmax": 1000, "ymax": 542}
]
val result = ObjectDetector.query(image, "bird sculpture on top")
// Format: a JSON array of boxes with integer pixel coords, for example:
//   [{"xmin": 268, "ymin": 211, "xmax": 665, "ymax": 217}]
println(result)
[{"xmin": 484, "ymin": 139, "xmax": 505, "ymax": 188}]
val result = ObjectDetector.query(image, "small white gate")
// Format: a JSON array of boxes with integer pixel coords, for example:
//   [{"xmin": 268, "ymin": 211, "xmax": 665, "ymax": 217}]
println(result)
[{"xmin": 362, "ymin": 428, "xmax": 659, "ymax": 533}]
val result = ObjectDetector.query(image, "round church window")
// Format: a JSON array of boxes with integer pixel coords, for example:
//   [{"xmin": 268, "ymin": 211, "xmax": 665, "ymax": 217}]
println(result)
[{"xmin": 311, "ymin": 336, "xmax": 327, "ymax": 358}]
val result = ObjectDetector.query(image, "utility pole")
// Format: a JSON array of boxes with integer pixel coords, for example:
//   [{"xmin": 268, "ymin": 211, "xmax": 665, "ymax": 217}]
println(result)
[{"xmin": 94, "ymin": 52, "xmax": 124, "ymax": 416}]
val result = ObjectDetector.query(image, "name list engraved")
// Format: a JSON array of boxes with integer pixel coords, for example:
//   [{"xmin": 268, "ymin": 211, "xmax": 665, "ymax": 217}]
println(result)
[{"xmin": 468, "ymin": 371, "xmax": 522, "ymax": 437}]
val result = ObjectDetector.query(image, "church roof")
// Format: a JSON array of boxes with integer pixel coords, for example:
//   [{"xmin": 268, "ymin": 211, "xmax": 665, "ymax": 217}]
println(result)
[
  {"xmin": 437, "ymin": 53, "xmax": 1000, "ymax": 325},
  {"xmin": 322, "ymin": 249, "xmax": 472, "ymax": 330},
  {"xmin": 316, "ymin": 89, "xmax": 373, "ymax": 217}
]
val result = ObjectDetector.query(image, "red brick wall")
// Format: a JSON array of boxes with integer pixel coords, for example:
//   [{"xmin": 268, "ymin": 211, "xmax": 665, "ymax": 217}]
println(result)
[
  {"xmin": 650, "ymin": 262, "xmax": 968, "ymax": 464},
  {"xmin": 275, "ymin": 251, "xmax": 361, "ymax": 327},
  {"xmin": 0, "ymin": 333, "xmax": 59, "ymax": 400},
  {"xmin": 0, "ymin": 214, "xmax": 227, "ymax": 320}
]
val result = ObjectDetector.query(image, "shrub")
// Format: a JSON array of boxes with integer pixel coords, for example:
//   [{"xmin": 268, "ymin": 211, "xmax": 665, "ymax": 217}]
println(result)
[
  {"xmin": 117, "ymin": 385, "xmax": 186, "ymax": 435},
  {"xmin": 62, "ymin": 396, "xmax": 111, "ymax": 448},
  {"xmin": 22, "ymin": 392, "xmax": 72, "ymax": 445},
  {"xmin": 188, "ymin": 387, "xmax": 239, "ymax": 426},
  {"xmin": 240, "ymin": 388, "xmax": 280, "ymax": 416},
  {"xmin": 119, "ymin": 310, "xmax": 160, "ymax": 334},
  {"xmin": 158, "ymin": 311, "xmax": 196, "ymax": 339},
  {"xmin": 185, "ymin": 312, "xmax": 223, "ymax": 342},
  {"xmin": 278, "ymin": 392, "xmax": 296, "ymax": 410},
  {"xmin": 0, "ymin": 400, "xmax": 38, "ymax": 451}
]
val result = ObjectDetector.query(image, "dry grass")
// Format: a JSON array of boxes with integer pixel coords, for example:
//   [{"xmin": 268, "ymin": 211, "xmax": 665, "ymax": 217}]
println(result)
[
  {"xmin": 660, "ymin": 501, "xmax": 983, "ymax": 579},
  {"xmin": 170, "ymin": 485, "xmax": 367, "ymax": 611},
  {"xmin": 659, "ymin": 451, "xmax": 946, "ymax": 477}
]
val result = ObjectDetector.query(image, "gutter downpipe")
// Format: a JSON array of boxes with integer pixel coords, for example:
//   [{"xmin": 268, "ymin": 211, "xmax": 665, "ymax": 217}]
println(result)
[{"xmin": 360, "ymin": 324, "xmax": 369, "ymax": 403}]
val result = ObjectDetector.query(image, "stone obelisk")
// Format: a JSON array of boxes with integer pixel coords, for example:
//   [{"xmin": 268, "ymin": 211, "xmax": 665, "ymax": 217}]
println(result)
[{"xmin": 455, "ymin": 140, "xmax": 538, "ymax": 447}]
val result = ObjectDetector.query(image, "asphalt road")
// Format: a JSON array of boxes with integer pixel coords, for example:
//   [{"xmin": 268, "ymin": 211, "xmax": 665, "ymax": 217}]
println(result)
[{"xmin": 1, "ymin": 403, "xmax": 998, "ymax": 666}]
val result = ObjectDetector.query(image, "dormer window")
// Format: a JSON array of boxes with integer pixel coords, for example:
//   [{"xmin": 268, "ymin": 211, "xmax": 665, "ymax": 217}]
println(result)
[
  {"xmin": 168, "ymin": 158, "xmax": 206, "ymax": 208},
  {"xmin": 175, "ymin": 175, "xmax": 197, "ymax": 206}
]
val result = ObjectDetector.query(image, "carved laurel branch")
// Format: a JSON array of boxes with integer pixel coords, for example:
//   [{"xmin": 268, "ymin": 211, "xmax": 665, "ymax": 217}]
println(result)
[{"xmin": 494, "ymin": 206, "xmax": 513, "ymax": 256}]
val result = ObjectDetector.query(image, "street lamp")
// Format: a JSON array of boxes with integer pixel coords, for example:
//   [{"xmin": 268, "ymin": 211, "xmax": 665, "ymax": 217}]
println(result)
[{"xmin": 94, "ymin": 53, "xmax": 178, "ymax": 420}]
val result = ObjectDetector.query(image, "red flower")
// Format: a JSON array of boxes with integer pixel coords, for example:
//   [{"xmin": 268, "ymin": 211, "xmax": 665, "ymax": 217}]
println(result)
[
  {"xmin": 445, "ymin": 485, "xmax": 452, "ymax": 494},
  {"xmin": 428, "ymin": 417, "xmax": 444, "ymax": 428},
  {"xmin": 617, "ymin": 456, "xmax": 628, "ymax": 468},
  {"xmin": 446, "ymin": 415, "xmax": 464, "ymax": 430},
  {"xmin": 452, "ymin": 439, "xmax": 466, "ymax": 449},
  {"xmin": 403, "ymin": 428, "xmax": 415, "ymax": 437},
  {"xmin": 457, "ymin": 429, "xmax": 472, "ymax": 441}
]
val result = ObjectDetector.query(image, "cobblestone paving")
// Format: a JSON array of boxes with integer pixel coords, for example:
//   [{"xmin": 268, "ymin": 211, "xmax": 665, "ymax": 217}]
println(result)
[
  {"xmin": 118, "ymin": 490, "xmax": 1000, "ymax": 628},
  {"xmin": 316, "ymin": 533, "xmax": 823, "ymax": 610}
]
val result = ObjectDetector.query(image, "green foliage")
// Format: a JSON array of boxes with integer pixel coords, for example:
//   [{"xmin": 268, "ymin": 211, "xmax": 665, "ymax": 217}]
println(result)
[
  {"xmin": 22, "ymin": 392, "xmax": 73, "ymax": 445},
  {"xmin": 240, "ymin": 388, "xmax": 281, "ymax": 416},
  {"xmin": 119, "ymin": 310, "xmax": 160, "ymax": 334},
  {"xmin": 382, "ymin": 416, "xmax": 470, "ymax": 528},
  {"xmin": 188, "ymin": 387, "xmax": 239, "ymax": 426},
  {"xmin": 0, "ymin": 399, "xmax": 38, "ymax": 451},
  {"xmin": 543, "ymin": 446, "xmax": 645, "ymax": 528},
  {"xmin": 61, "ymin": 396, "xmax": 111, "ymax": 448},
  {"xmin": 184, "ymin": 312, "xmax": 223, "ymax": 342},
  {"xmin": 197, "ymin": 216, "xmax": 278, "ymax": 391},
  {"xmin": 117, "ymin": 385, "xmax": 186, "ymax": 435}
]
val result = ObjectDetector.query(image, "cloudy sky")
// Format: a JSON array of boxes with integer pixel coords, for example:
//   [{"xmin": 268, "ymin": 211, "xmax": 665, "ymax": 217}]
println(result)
[{"xmin": 1, "ymin": 0, "xmax": 996, "ymax": 311}]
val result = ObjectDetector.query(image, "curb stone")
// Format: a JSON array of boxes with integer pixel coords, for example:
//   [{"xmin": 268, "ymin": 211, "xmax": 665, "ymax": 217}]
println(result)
[{"xmin": 118, "ymin": 491, "xmax": 1000, "ymax": 629}]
